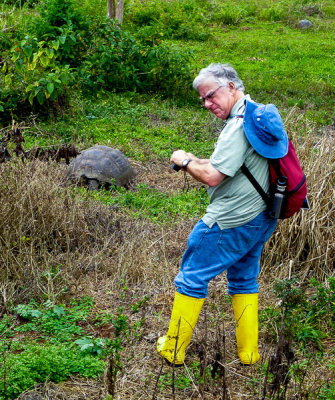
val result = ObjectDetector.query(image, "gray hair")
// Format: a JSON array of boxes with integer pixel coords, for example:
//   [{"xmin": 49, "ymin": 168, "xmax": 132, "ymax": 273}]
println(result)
[{"xmin": 193, "ymin": 63, "xmax": 245, "ymax": 92}]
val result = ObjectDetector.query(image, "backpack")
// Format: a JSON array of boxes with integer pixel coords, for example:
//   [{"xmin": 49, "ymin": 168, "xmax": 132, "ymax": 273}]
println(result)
[{"xmin": 236, "ymin": 101, "xmax": 308, "ymax": 219}]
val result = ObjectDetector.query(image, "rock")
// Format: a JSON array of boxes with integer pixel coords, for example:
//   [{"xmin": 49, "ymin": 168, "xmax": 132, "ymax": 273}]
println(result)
[{"xmin": 297, "ymin": 19, "xmax": 313, "ymax": 29}]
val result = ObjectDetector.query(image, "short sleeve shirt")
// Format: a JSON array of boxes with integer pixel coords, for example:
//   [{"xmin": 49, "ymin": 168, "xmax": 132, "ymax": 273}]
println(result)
[{"xmin": 202, "ymin": 95, "xmax": 269, "ymax": 230}]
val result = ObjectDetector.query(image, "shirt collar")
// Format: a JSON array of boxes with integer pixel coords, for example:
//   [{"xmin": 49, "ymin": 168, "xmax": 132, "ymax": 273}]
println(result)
[{"xmin": 229, "ymin": 94, "xmax": 251, "ymax": 118}]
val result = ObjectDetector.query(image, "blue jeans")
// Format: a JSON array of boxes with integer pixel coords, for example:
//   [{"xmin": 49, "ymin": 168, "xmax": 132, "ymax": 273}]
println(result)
[{"xmin": 174, "ymin": 211, "xmax": 277, "ymax": 298}]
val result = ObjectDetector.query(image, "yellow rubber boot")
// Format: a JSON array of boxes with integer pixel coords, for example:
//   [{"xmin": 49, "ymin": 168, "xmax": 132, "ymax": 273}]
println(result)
[
  {"xmin": 232, "ymin": 293, "xmax": 260, "ymax": 365},
  {"xmin": 157, "ymin": 292, "xmax": 205, "ymax": 365}
]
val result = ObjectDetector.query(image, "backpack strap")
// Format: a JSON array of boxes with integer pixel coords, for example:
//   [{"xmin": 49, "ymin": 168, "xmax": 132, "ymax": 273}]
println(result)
[
  {"xmin": 271, "ymin": 159, "xmax": 283, "ymax": 179},
  {"xmin": 241, "ymin": 163, "xmax": 272, "ymax": 208},
  {"xmin": 237, "ymin": 113, "xmax": 272, "ymax": 207}
]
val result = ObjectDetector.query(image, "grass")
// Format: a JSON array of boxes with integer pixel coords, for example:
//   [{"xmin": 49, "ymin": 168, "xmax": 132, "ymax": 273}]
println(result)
[
  {"xmin": 190, "ymin": 23, "xmax": 335, "ymax": 125},
  {"xmin": 82, "ymin": 185, "xmax": 207, "ymax": 223}
]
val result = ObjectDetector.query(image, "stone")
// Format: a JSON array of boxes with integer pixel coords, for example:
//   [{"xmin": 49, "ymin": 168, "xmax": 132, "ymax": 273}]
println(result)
[{"xmin": 297, "ymin": 20, "xmax": 313, "ymax": 29}]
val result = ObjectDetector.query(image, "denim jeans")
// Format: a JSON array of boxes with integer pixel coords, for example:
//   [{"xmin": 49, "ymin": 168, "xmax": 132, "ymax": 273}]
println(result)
[{"xmin": 174, "ymin": 211, "xmax": 277, "ymax": 298}]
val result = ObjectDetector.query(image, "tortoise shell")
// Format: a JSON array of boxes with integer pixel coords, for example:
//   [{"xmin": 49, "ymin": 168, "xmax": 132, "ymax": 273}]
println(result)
[{"xmin": 68, "ymin": 145, "xmax": 137, "ymax": 188}]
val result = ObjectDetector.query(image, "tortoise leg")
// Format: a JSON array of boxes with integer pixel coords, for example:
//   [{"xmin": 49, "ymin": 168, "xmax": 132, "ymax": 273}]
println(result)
[{"xmin": 88, "ymin": 179, "xmax": 100, "ymax": 190}]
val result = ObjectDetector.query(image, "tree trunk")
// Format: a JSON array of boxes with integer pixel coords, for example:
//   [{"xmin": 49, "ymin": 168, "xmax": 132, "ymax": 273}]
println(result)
[
  {"xmin": 107, "ymin": 0, "xmax": 115, "ymax": 19},
  {"xmin": 116, "ymin": 0, "xmax": 124, "ymax": 24}
]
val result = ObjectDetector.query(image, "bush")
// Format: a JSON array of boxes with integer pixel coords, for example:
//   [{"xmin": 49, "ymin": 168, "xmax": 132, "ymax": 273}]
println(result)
[
  {"xmin": 0, "ymin": 0, "xmax": 195, "ymax": 121},
  {"xmin": 0, "ymin": 35, "xmax": 75, "ymax": 120},
  {"xmin": 125, "ymin": 0, "xmax": 211, "ymax": 41},
  {"xmin": 79, "ymin": 19, "xmax": 194, "ymax": 96},
  {"xmin": 210, "ymin": 3, "xmax": 256, "ymax": 25},
  {"xmin": 261, "ymin": 277, "xmax": 335, "ymax": 350}
]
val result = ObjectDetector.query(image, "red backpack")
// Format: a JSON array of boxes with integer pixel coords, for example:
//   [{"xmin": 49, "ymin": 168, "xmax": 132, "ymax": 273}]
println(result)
[
  {"xmin": 241, "ymin": 141, "xmax": 307, "ymax": 219},
  {"xmin": 237, "ymin": 105, "xmax": 308, "ymax": 219}
]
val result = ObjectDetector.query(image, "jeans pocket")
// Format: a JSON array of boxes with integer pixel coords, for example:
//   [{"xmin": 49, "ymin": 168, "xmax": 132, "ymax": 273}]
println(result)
[
  {"xmin": 218, "ymin": 223, "xmax": 262, "ymax": 254},
  {"xmin": 187, "ymin": 220, "xmax": 212, "ymax": 251}
]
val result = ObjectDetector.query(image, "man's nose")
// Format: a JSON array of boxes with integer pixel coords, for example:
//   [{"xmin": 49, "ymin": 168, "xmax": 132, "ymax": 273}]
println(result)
[{"xmin": 204, "ymin": 98, "xmax": 212, "ymax": 108}]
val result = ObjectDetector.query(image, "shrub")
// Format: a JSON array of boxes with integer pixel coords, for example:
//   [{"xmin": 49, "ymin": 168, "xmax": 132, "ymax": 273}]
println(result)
[
  {"xmin": 211, "ymin": 3, "xmax": 256, "ymax": 25},
  {"xmin": 0, "ymin": 1, "xmax": 195, "ymax": 121},
  {"xmin": 261, "ymin": 277, "xmax": 334, "ymax": 350},
  {"xmin": 79, "ymin": 19, "xmax": 194, "ymax": 97},
  {"xmin": 0, "ymin": 35, "xmax": 75, "ymax": 120},
  {"xmin": 125, "ymin": 0, "xmax": 211, "ymax": 41}
]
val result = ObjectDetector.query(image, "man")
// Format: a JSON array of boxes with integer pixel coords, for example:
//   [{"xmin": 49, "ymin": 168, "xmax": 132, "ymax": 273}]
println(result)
[{"xmin": 157, "ymin": 63, "xmax": 283, "ymax": 366}]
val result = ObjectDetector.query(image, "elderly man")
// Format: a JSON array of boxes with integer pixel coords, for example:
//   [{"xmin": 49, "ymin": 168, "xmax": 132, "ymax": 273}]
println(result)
[{"xmin": 157, "ymin": 63, "xmax": 279, "ymax": 366}]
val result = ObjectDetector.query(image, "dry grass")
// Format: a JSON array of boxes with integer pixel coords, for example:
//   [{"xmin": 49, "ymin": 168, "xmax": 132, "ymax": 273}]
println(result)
[
  {"xmin": 0, "ymin": 115, "xmax": 334, "ymax": 399},
  {"xmin": 0, "ymin": 158, "xmax": 192, "ymax": 309},
  {"xmin": 261, "ymin": 110, "xmax": 335, "ymax": 282}
]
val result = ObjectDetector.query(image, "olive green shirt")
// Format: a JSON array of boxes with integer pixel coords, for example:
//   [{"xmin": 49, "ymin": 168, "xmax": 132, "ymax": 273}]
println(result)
[{"xmin": 202, "ymin": 95, "xmax": 269, "ymax": 229}]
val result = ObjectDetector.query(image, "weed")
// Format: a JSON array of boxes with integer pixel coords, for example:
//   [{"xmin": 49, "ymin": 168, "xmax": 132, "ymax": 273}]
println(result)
[{"xmin": 261, "ymin": 277, "xmax": 334, "ymax": 351}]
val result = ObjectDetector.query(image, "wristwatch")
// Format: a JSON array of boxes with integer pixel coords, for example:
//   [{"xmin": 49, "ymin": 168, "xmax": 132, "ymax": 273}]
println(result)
[{"xmin": 182, "ymin": 159, "xmax": 192, "ymax": 169}]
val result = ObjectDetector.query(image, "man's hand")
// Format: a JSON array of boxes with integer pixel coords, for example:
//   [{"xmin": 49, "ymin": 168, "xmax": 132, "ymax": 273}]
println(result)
[
  {"xmin": 170, "ymin": 150, "xmax": 195, "ymax": 168},
  {"xmin": 170, "ymin": 149, "xmax": 226, "ymax": 186}
]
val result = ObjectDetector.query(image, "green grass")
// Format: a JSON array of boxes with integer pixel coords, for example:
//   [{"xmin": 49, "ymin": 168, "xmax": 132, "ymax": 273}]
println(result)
[
  {"xmin": 189, "ymin": 22, "xmax": 335, "ymax": 125},
  {"xmin": 77, "ymin": 183, "xmax": 208, "ymax": 224},
  {"xmin": 24, "ymin": 91, "xmax": 220, "ymax": 160}
]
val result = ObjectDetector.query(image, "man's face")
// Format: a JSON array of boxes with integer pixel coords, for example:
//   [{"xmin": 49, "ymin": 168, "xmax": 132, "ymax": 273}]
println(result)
[{"xmin": 198, "ymin": 80, "xmax": 237, "ymax": 120}]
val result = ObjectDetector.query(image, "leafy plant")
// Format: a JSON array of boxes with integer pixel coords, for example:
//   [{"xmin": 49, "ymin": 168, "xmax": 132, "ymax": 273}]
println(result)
[
  {"xmin": 1, "ymin": 34, "xmax": 75, "ymax": 118},
  {"xmin": 262, "ymin": 278, "xmax": 334, "ymax": 350},
  {"xmin": 79, "ymin": 18, "xmax": 194, "ymax": 97},
  {"xmin": 0, "ymin": 343, "xmax": 104, "ymax": 399},
  {"xmin": 125, "ymin": 0, "xmax": 211, "ymax": 41},
  {"xmin": 14, "ymin": 303, "xmax": 43, "ymax": 320},
  {"xmin": 14, "ymin": 297, "xmax": 94, "ymax": 342},
  {"xmin": 75, "ymin": 336, "xmax": 108, "ymax": 355}
]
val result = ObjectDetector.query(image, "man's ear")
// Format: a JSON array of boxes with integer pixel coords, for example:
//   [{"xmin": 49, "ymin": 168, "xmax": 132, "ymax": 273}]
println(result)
[{"xmin": 227, "ymin": 81, "xmax": 236, "ymax": 91}]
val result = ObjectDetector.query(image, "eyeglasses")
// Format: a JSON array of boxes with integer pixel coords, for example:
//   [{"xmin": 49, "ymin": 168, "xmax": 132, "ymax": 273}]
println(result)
[{"xmin": 200, "ymin": 86, "xmax": 222, "ymax": 103}]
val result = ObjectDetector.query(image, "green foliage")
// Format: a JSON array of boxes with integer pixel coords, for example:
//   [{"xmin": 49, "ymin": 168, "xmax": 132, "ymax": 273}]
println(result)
[
  {"xmin": 210, "ymin": 3, "xmax": 256, "ymax": 25},
  {"xmin": 308, "ymin": 277, "xmax": 335, "ymax": 331},
  {"xmin": 14, "ymin": 303, "xmax": 43, "ymax": 319},
  {"xmin": 0, "ymin": 295, "xmax": 148, "ymax": 399},
  {"xmin": 125, "ymin": 0, "xmax": 211, "ymax": 41},
  {"xmin": 0, "ymin": 0, "xmax": 195, "ymax": 121},
  {"xmin": 81, "ymin": 183, "xmax": 208, "ymax": 224},
  {"xmin": 2, "ymin": 0, "xmax": 38, "ymax": 6},
  {"xmin": 2, "ymin": 0, "xmax": 335, "ymax": 124},
  {"xmin": 79, "ymin": 18, "xmax": 194, "ymax": 97},
  {"xmin": 30, "ymin": 0, "xmax": 90, "ymax": 65},
  {"xmin": 319, "ymin": 380, "xmax": 335, "ymax": 400},
  {"xmin": 260, "ymin": 278, "xmax": 334, "ymax": 350},
  {"xmin": 75, "ymin": 336, "xmax": 108, "ymax": 355},
  {"xmin": 1, "ymin": 34, "xmax": 75, "ymax": 119},
  {"xmin": 14, "ymin": 297, "xmax": 94, "ymax": 342},
  {"xmin": 0, "ymin": 343, "xmax": 104, "ymax": 399}
]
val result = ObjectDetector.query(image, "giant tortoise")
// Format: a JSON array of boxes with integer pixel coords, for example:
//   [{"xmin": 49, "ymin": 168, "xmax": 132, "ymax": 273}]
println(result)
[{"xmin": 67, "ymin": 145, "xmax": 137, "ymax": 189}]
